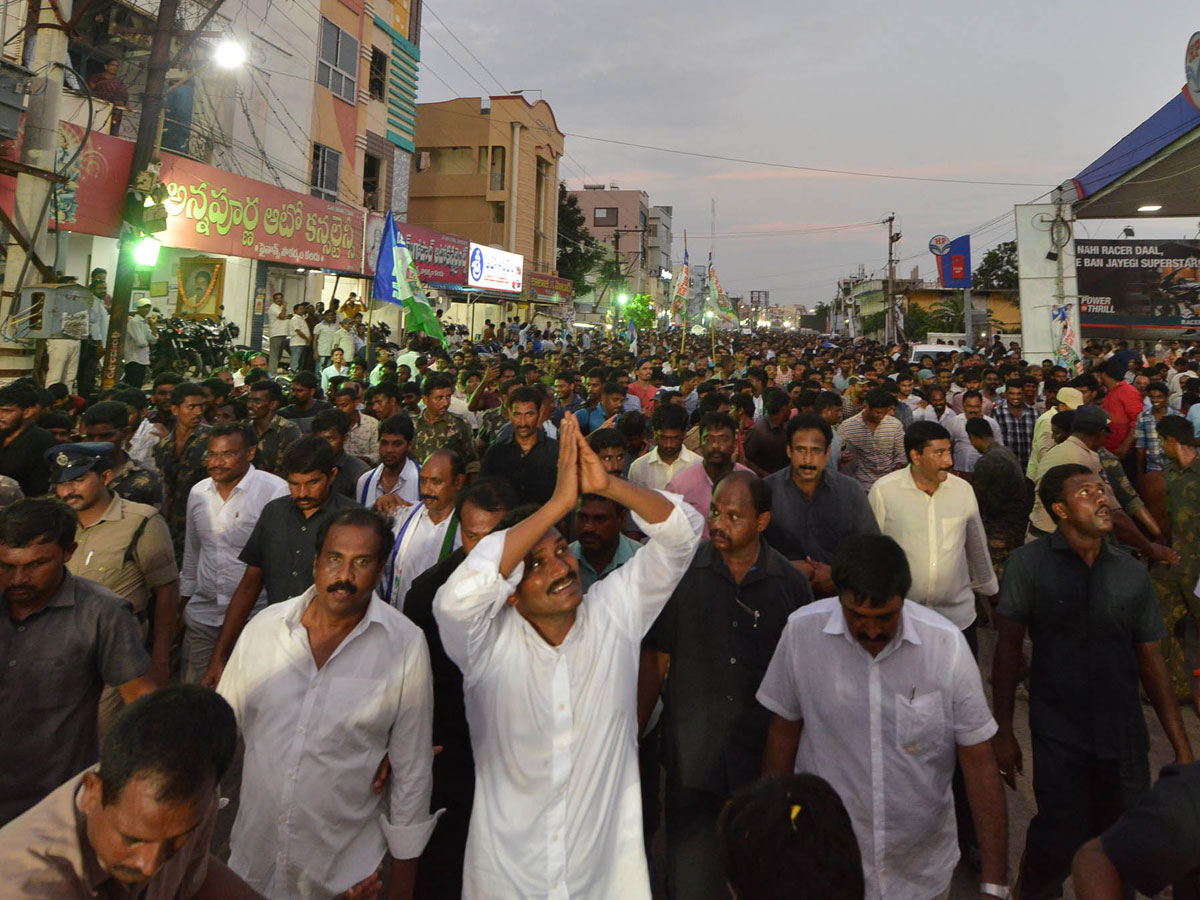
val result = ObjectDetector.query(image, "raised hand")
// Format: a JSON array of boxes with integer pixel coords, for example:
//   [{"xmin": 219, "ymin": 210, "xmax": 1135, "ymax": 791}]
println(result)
[
  {"xmin": 550, "ymin": 414, "xmax": 581, "ymax": 513},
  {"xmin": 575, "ymin": 418, "xmax": 611, "ymax": 496}
]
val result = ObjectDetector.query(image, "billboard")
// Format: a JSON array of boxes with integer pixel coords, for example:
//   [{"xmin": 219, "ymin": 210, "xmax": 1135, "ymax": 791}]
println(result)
[
  {"xmin": 1076, "ymin": 239, "xmax": 1200, "ymax": 331},
  {"xmin": 467, "ymin": 243, "xmax": 523, "ymax": 292},
  {"xmin": 935, "ymin": 234, "xmax": 972, "ymax": 289}
]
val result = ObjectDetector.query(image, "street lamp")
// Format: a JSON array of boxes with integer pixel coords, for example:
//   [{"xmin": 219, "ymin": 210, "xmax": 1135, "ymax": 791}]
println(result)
[
  {"xmin": 617, "ymin": 294, "xmax": 628, "ymax": 307},
  {"xmin": 212, "ymin": 39, "xmax": 247, "ymax": 69}
]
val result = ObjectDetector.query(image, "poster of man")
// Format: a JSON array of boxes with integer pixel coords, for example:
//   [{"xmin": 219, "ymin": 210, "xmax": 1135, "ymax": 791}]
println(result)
[{"xmin": 176, "ymin": 257, "xmax": 224, "ymax": 318}]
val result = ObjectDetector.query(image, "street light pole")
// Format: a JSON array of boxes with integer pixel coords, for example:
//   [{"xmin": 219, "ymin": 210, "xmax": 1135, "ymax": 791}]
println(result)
[{"xmin": 100, "ymin": 0, "xmax": 179, "ymax": 389}]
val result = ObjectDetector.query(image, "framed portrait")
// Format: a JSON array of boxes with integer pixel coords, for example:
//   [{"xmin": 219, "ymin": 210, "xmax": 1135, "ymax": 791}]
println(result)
[{"xmin": 176, "ymin": 257, "xmax": 224, "ymax": 318}]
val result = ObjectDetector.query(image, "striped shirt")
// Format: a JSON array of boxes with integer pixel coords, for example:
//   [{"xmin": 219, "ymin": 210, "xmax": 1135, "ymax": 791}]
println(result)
[
  {"xmin": 994, "ymin": 404, "xmax": 1036, "ymax": 471},
  {"xmin": 837, "ymin": 411, "xmax": 906, "ymax": 492}
]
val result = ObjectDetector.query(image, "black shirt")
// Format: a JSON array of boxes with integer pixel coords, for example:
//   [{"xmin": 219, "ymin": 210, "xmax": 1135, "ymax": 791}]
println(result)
[
  {"xmin": 404, "ymin": 549, "xmax": 474, "ymax": 808},
  {"xmin": 996, "ymin": 531, "xmax": 1166, "ymax": 758},
  {"xmin": 238, "ymin": 490, "xmax": 359, "ymax": 604},
  {"xmin": 646, "ymin": 539, "xmax": 814, "ymax": 796},
  {"xmin": 332, "ymin": 451, "xmax": 370, "ymax": 500},
  {"xmin": 0, "ymin": 424, "xmax": 56, "ymax": 496},
  {"xmin": 278, "ymin": 399, "xmax": 332, "ymax": 435},
  {"xmin": 0, "ymin": 572, "xmax": 149, "ymax": 825},
  {"xmin": 480, "ymin": 432, "xmax": 559, "ymax": 506},
  {"xmin": 761, "ymin": 466, "xmax": 880, "ymax": 564},
  {"xmin": 1102, "ymin": 762, "xmax": 1200, "ymax": 900}
]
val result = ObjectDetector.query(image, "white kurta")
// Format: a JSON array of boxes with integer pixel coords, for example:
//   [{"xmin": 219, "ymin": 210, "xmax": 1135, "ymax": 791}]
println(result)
[{"xmin": 434, "ymin": 494, "xmax": 703, "ymax": 900}]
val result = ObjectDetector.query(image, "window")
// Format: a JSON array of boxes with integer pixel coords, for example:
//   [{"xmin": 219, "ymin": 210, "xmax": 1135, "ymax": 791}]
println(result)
[
  {"xmin": 489, "ymin": 146, "xmax": 505, "ymax": 191},
  {"xmin": 317, "ymin": 17, "xmax": 358, "ymax": 103},
  {"xmin": 363, "ymin": 153, "xmax": 383, "ymax": 211},
  {"xmin": 368, "ymin": 47, "xmax": 387, "ymax": 101},
  {"xmin": 594, "ymin": 207, "xmax": 618, "ymax": 227},
  {"xmin": 311, "ymin": 143, "xmax": 340, "ymax": 202}
]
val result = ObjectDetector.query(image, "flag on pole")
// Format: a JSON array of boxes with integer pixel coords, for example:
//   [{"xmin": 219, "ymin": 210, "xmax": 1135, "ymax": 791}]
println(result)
[
  {"xmin": 707, "ymin": 257, "xmax": 738, "ymax": 326},
  {"xmin": 670, "ymin": 249, "xmax": 690, "ymax": 326},
  {"xmin": 373, "ymin": 211, "xmax": 446, "ymax": 344},
  {"xmin": 628, "ymin": 317, "xmax": 638, "ymax": 355}
]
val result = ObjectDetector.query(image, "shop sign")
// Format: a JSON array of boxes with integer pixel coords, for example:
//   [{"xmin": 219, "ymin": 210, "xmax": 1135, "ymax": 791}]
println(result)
[
  {"xmin": 364, "ymin": 214, "xmax": 470, "ymax": 285},
  {"xmin": 1076, "ymin": 239, "xmax": 1200, "ymax": 328},
  {"xmin": 467, "ymin": 243, "xmax": 523, "ymax": 292},
  {"xmin": 1, "ymin": 122, "xmax": 366, "ymax": 272},
  {"xmin": 526, "ymin": 270, "xmax": 574, "ymax": 302}
]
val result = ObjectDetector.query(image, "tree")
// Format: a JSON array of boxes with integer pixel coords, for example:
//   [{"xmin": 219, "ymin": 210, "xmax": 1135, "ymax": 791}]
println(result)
[
  {"xmin": 973, "ymin": 240, "xmax": 1018, "ymax": 290},
  {"xmin": 556, "ymin": 182, "xmax": 603, "ymax": 294},
  {"xmin": 625, "ymin": 293, "xmax": 657, "ymax": 330},
  {"xmin": 901, "ymin": 301, "xmax": 935, "ymax": 341},
  {"xmin": 926, "ymin": 292, "xmax": 1000, "ymax": 334}
]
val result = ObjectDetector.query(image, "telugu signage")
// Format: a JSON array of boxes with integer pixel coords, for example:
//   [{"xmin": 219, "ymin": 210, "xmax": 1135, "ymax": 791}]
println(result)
[
  {"xmin": 1076, "ymin": 239, "xmax": 1200, "ymax": 330},
  {"xmin": 363, "ymin": 214, "xmax": 469, "ymax": 286},
  {"xmin": 468, "ymin": 243, "xmax": 523, "ymax": 292},
  {"xmin": 1, "ymin": 122, "xmax": 367, "ymax": 273},
  {"xmin": 526, "ymin": 270, "xmax": 573, "ymax": 303}
]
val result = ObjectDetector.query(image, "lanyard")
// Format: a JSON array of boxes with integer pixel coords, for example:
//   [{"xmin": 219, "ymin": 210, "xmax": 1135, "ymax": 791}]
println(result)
[{"xmin": 385, "ymin": 502, "xmax": 425, "ymax": 605}]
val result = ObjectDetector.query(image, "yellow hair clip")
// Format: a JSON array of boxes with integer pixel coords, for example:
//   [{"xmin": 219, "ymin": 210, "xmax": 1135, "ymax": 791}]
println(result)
[{"xmin": 789, "ymin": 804, "xmax": 802, "ymax": 826}]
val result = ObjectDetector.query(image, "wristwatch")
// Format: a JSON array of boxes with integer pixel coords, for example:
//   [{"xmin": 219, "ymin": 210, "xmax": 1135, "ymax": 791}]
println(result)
[{"xmin": 980, "ymin": 884, "xmax": 1011, "ymax": 900}]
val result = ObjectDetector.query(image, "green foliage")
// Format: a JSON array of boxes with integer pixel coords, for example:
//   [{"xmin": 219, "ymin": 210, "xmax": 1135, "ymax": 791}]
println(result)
[
  {"xmin": 556, "ymin": 183, "xmax": 603, "ymax": 294},
  {"xmin": 901, "ymin": 301, "xmax": 935, "ymax": 341},
  {"xmin": 625, "ymin": 293, "xmax": 657, "ymax": 330},
  {"xmin": 973, "ymin": 240, "xmax": 1018, "ymax": 290}
]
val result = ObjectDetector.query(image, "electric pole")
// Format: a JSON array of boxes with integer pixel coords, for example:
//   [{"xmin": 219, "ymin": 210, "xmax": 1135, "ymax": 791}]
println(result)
[
  {"xmin": 885, "ymin": 213, "xmax": 897, "ymax": 345},
  {"xmin": 99, "ymin": 0, "xmax": 179, "ymax": 389}
]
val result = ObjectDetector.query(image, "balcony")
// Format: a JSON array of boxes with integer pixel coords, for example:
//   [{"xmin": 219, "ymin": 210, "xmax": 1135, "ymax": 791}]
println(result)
[{"xmin": 409, "ymin": 171, "xmax": 490, "ymax": 199}]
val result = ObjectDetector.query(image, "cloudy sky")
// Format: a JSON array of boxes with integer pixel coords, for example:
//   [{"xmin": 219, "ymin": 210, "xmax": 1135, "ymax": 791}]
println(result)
[{"xmin": 414, "ymin": 1, "xmax": 1200, "ymax": 308}]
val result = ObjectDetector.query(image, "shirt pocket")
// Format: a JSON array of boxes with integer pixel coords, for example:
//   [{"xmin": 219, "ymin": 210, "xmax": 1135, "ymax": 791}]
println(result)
[
  {"xmin": 895, "ymin": 690, "xmax": 945, "ymax": 759},
  {"xmin": 939, "ymin": 513, "xmax": 968, "ymax": 547},
  {"xmin": 28, "ymin": 654, "xmax": 90, "ymax": 710},
  {"xmin": 321, "ymin": 676, "xmax": 392, "ymax": 750}
]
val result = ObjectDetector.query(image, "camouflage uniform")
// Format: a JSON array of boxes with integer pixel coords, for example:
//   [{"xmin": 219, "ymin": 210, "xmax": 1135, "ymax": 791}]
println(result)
[
  {"xmin": 476, "ymin": 406, "xmax": 508, "ymax": 453},
  {"xmin": 252, "ymin": 414, "xmax": 303, "ymax": 476},
  {"xmin": 154, "ymin": 423, "xmax": 211, "ymax": 563},
  {"xmin": 1152, "ymin": 456, "xmax": 1200, "ymax": 698},
  {"xmin": 108, "ymin": 456, "xmax": 163, "ymax": 510},
  {"xmin": 1098, "ymin": 447, "xmax": 1147, "ymax": 520},
  {"xmin": 412, "ymin": 410, "xmax": 478, "ymax": 471}
]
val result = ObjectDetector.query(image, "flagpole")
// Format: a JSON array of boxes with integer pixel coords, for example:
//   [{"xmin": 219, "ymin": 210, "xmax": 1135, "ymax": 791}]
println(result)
[{"xmin": 679, "ymin": 230, "xmax": 688, "ymax": 355}]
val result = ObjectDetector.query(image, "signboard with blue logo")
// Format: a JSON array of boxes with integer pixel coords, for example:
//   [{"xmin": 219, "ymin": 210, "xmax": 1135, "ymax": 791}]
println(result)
[
  {"xmin": 934, "ymin": 234, "xmax": 972, "ymax": 289},
  {"xmin": 467, "ymin": 243, "xmax": 523, "ymax": 292}
]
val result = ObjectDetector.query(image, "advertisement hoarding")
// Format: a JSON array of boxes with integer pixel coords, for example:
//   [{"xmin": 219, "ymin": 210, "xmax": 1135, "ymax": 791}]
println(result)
[
  {"xmin": 1076, "ymin": 239, "xmax": 1200, "ymax": 332},
  {"xmin": 467, "ymin": 243, "xmax": 523, "ymax": 292}
]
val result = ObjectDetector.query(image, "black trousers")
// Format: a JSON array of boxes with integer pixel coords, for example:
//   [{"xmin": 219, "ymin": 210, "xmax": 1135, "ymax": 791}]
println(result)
[
  {"xmin": 123, "ymin": 361, "xmax": 147, "ymax": 388},
  {"xmin": 77, "ymin": 339, "xmax": 99, "ymax": 397},
  {"xmin": 1018, "ymin": 734, "xmax": 1148, "ymax": 900},
  {"xmin": 664, "ymin": 781, "xmax": 727, "ymax": 900},
  {"xmin": 414, "ymin": 746, "xmax": 473, "ymax": 900}
]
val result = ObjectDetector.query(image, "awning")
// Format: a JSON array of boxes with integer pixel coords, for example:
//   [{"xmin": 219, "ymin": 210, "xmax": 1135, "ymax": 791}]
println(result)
[{"xmin": 1064, "ymin": 88, "xmax": 1200, "ymax": 219}]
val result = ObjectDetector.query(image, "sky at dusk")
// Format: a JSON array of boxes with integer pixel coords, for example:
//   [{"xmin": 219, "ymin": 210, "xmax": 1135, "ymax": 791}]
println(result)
[{"xmin": 415, "ymin": 1, "xmax": 1200, "ymax": 307}]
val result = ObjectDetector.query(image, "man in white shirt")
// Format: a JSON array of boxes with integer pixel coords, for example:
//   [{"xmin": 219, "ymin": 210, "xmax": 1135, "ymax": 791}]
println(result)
[
  {"xmin": 628, "ymin": 403, "xmax": 701, "ymax": 491},
  {"xmin": 313, "ymin": 308, "xmax": 340, "ymax": 371},
  {"xmin": 122, "ymin": 301, "xmax": 154, "ymax": 388},
  {"xmin": 321, "ymin": 347, "xmax": 351, "ymax": 393},
  {"xmin": 868, "ymin": 421, "xmax": 998, "ymax": 636},
  {"xmin": 759, "ymin": 533, "xmax": 1009, "ymax": 900},
  {"xmin": 385, "ymin": 449, "xmax": 464, "ymax": 609},
  {"xmin": 433, "ymin": 416, "xmax": 703, "ymax": 900},
  {"xmin": 267, "ymin": 292, "xmax": 292, "ymax": 374},
  {"xmin": 180, "ymin": 422, "xmax": 288, "ymax": 683},
  {"xmin": 357, "ymin": 414, "xmax": 420, "ymax": 512},
  {"xmin": 912, "ymin": 386, "xmax": 955, "ymax": 427},
  {"xmin": 949, "ymin": 390, "xmax": 1003, "ymax": 475},
  {"xmin": 218, "ymin": 507, "xmax": 438, "ymax": 900},
  {"xmin": 289, "ymin": 303, "xmax": 312, "ymax": 374}
]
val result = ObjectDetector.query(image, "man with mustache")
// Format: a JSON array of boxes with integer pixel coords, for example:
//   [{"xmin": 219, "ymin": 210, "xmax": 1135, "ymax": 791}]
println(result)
[
  {"xmin": 665, "ymin": 412, "xmax": 752, "ymax": 538},
  {"xmin": 763, "ymin": 415, "xmax": 878, "ymax": 597},
  {"xmin": 0, "ymin": 685, "xmax": 269, "ymax": 898},
  {"xmin": 179, "ymin": 424, "xmax": 288, "ymax": 684},
  {"xmin": 384, "ymin": 450, "xmax": 465, "ymax": 610},
  {"xmin": 993, "ymin": 465, "xmax": 1191, "ymax": 900},
  {"xmin": 760, "ymin": 533, "xmax": 1010, "ymax": 900},
  {"xmin": 481, "ymin": 385, "xmax": 559, "ymax": 507},
  {"xmin": 641, "ymin": 471, "xmax": 812, "ymax": 900},
  {"xmin": 201, "ymin": 436, "xmax": 358, "ymax": 688},
  {"xmin": 433, "ymin": 415, "xmax": 703, "ymax": 900},
  {"xmin": 247, "ymin": 381, "xmax": 303, "ymax": 477},
  {"xmin": 50, "ymin": 443, "xmax": 178, "ymax": 728},
  {"xmin": 869, "ymin": 421, "xmax": 998, "ymax": 640},
  {"xmin": 219, "ymin": 508, "xmax": 436, "ymax": 900},
  {"xmin": 357, "ymin": 414, "xmax": 420, "ymax": 514},
  {"xmin": 0, "ymin": 498, "xmax": 155, "ymax": 827}
]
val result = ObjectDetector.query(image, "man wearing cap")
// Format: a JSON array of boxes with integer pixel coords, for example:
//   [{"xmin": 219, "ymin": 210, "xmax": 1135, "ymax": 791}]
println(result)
[
  {"xmin": 49, "ymin": 443, "xmax": 178, "ymax": 731},
  {"xmin": 0, "ymin": 497, "xmax": 155, "ymax": 826},
  {"xmin": 123, "ymin": 301, "xmax": 154, "ymax": 388},
  {"xmin": 1028, "ymin": 386, "xmax": 1084, "ymax": 482}
]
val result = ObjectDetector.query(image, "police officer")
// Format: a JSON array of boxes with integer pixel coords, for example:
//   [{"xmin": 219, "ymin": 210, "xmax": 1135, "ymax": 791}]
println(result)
[{"xmin": 46, "ymin": 443, "xmax": 178, "ymax": 735}]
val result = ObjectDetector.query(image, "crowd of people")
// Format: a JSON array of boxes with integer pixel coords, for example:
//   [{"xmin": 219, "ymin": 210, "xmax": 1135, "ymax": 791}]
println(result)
[{"xmin": 3, "ymin": 318, "xmax": 1200, "ymax": 900}]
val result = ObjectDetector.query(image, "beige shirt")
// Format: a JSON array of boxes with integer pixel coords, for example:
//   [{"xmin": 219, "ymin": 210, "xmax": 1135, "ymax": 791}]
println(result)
[
  {"xmin": 0, "ymin": 769, "xmax": 216, "ymax": 899},
  {"xmin": 1028, "ymin": 435, "xmax": 1118, "ymax": 533}
]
